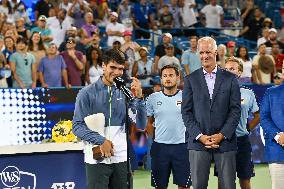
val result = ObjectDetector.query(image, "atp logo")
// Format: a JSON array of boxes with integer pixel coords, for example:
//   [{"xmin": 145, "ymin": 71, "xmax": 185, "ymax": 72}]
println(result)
[{"xmin": 0, "ymin": 166, "xmax": 36, "ymax": 189}]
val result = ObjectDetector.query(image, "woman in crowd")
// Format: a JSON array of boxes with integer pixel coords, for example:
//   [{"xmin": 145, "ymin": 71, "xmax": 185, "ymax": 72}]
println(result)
[
  {"xmin": 85, "ymin": 47, "xmax": 103, "ymax": 85},
  {"xmin": 236, "ymin": 45, "xmax": 253, "ymax": 83}
]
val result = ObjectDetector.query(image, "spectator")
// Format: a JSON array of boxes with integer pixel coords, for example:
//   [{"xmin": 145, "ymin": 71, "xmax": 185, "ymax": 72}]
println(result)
[
  {"xmin": 271, "ymin": 44, "xmax": 284, "ymax": 73},
  {"xmin": 82, "ymin": 12, "xmax": 97, "ymax": 38},
  {"xmin": 59, "ymin": 0, "xmax": 73, "ymax": 12},
  {"xmin": 159, "ymin": 4, "xmax": 174, "ymax": 29},
  {"xmin": 46, "ymin": 8, "xmax": 72, "ymax": 47},
  {"xmin": 240, "ymin": 0, "xmax": 255, "ymax": 27},
  {"xmin": 106, "ymin": 11, "xmax": 125, "ymax": 47},
  {"xmin": 239, "ymin": 7, "xmax": 264, "ymax": 42},
  {"xmin": 132, "ymin": 0, "xmax": 155, "ymax": 39},
  {"xmin": 262, "ymin": 17, "xmax": 273, "ymax": 29},
  {"xmin": 34, "ymin": 0, "xmax": 54, "ymax": 20},
  {"xmin": 2, "ymin": 36, "xmax": 15, "ymax": 62},
  {"xmin": 260, "ymin": 66, "xmax": 284, "ymax": 189},
  {"xmin": 68, "ymin": 0, "xmax": 92, "ymax": 28},
  {"xmin": 153, "ymin": 33, "xmax": 182, "ymax": 74},
  {"xmin": 200, "ymin": 0, "xmax": 224, "ymax": 28},
  {"xmin": 252, "ymin": 44, "xmax": 275, "ymax": 84},
  {"xmin": 168, "ymin": 0, "xmax": 182, "ymax": 28},
  {"xmin": 0, "ymin": 35, "xmax": 3, "ymax": 51},
  {"xmin": 15, "ymin": 18, "xmax": 30, "ymax": 40},
  {"xmin": 0, "ymin": 51, "xmax": 8, "ymax": 88},
  {"xmin": 216, "ymin": 44, "xmax": 227, "ymax": 68},
  {"xmin": 117, "ymin": 0, "xmax": 133, "ymax": 31},
  {"xmin": 4, "ymin": 28, "xmax": 18, "ymax": 43},
  {"xmin": 158, "ymin": 43, "xmax": 181, "ymax": 72},
  {"xmin": 0, "ymin": 0, "xmax": 12, "ymax": 19},
  {"xmin": 10, "ymin": 36, "xmax": 37, "ymax": 89},
  {"xmin": 28, "ymin": 32, "xmax": 46, "ymax": 68},
  {"xmin": 273, "ymin": 72, "xmax": 283, "ymax": 85},
  {"xmin": 181, "ymin": 36, "xmax": 201, "ymax": 76},
  {"xmin": 85, "ymin": 47, "xmax": 103, "ymax": 85},
  {"xmin": 120, "ymin": 30, "xmax": 140, "ymax": 77},
  {"xmin": 264, "ymin": 28, "xmax": 284, "ymax": 54},
  {"xmin": 179, "ymin": 0, "xmax": 197, "ymax": 27},
  {"xmin": 58, "ymin": 26, "xmax": 86, "ymax": 54},
  {"xmin": 13, "ymin": 2, "xmax": 31, "ymax": 25},
  {"xmin": 236, "ymin": 46, "xmax": 252, "ymax": 83},
  {"xmin": 257, "ymin": 27, "xmax": 269, "ymax": 47},
  {"xmin": 60, "ymin": 37, "xmax": 84, "ymax": 86},
  {"xmin": 132, "ymin": 47, "xmax": 154, "ymax": 86},
  {"xmin": 227, "ymin": 41, "xmax": 236, "ymax": 57},
  {"xmin": 38, "ymin": 43, "xmax": 69, "ymax": 88},
  {"xmin": 31, "ymin": 15, "xmax": 53, "ymax": 44}
]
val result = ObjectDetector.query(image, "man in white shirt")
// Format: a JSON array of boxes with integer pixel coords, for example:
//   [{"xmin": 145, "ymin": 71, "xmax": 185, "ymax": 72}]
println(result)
[
  {"xmin": 106, "ymin": 12, "xmax": 125, "ymax": 47},
  {"xmin": 200, "ymin": 0, "xmax": 224, "ymax": 28}
]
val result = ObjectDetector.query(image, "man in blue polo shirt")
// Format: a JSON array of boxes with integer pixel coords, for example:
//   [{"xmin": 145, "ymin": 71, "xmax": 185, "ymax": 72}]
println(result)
[
  {"xmin": 146, "ymin": 64, "xmax": 191, "ymax": 189},
  {"xmin": 181, "ymin": 36, "xmax": 201, "ymax": 76},
  {"xmin": 216, "ymin": 56, "xmax": 260, "ymax": 189}
]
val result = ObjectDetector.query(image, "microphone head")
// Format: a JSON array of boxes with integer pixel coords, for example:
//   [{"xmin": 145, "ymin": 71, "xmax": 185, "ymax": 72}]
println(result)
[{"xmin": 113, "ymin": 77, "xmax": 125, "ymax": 89}]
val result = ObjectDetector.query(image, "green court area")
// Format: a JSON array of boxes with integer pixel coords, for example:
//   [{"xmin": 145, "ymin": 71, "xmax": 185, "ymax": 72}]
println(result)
[{"xmin": 134, "ymin": 164, "xmax": 271, "ymax": 189}]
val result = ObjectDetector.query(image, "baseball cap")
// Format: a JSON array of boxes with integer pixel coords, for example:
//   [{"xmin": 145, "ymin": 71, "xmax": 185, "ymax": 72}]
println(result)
[
  {"xmin": 38, "ymin": 15, "xmax": 47, "ymax": 21},
  {"xmin": 227, "ymin": 41, "xmax": 236, "ymax": 48},
  {"xmin": 269, "ymin": 28, "xmax": 277, "ymax": 33},
  {"xmin": 111, "ymin": 12, "xmax": 118, "ymax": 18},
  {"xmin": 163, "ymin": 33, "xmax": 172, "ymax": 40},
  {"xmin": 139, "ymin": 46, "xmax": 149, "ymax": 53},
  {"xmin": 165, "ymin": 43, "xmax": 174, "ymax": 48},
  {"xmin": 123, "ymin": 30, "xmax": 132, "ymax": 36}
]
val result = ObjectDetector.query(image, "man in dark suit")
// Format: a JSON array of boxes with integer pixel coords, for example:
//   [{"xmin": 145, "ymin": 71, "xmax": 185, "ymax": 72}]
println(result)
[{"xmin": 181, "ymin": 36, "xmax": 241, "ymax": 189}]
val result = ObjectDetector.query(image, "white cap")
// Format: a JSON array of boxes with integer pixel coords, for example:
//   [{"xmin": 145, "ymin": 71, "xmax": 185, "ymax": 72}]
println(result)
[
  {"xmin": 163, "ymin": 33, "xmax": 172, "ymax": 40},
  {"xmin": 269, "ymin": 28, "xmax": 277, "ymax": 33},
  {"xmin": 111, "ymin": 12, "xmax": 118, "ymax": 18}
]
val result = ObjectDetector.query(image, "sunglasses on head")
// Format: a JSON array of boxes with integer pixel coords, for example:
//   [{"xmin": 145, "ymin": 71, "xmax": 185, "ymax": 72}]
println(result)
[{"xmin": 67, "ymin": 40, "xmax": 75, "ymax": 44}]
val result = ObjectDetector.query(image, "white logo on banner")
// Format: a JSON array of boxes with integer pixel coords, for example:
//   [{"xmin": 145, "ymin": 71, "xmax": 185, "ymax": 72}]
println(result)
[
  {"xmin": 51, "ymin": 182, "xmax": 75, "ymax": 189},
  {"xmin": 0, "ymin": 166, "xmax": 36, "ymax": 189}
]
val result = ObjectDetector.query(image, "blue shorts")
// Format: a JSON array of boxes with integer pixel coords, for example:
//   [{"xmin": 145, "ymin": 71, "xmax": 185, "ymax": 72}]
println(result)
[
  {"xmin": 150, "ymin": 142, "xmax": 192, "ymax": 188},
  {"xmin": 214, "ymin": 135, "xmax": 255, "ymax": 179}
]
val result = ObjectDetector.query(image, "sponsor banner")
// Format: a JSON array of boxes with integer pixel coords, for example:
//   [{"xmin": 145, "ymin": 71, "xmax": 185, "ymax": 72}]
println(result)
[{"xmin": 0, "ymin": 152, "xmax": 86, "ymax": 189}]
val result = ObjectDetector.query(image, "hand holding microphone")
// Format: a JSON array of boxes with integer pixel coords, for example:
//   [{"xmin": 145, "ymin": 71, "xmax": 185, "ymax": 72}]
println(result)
[{"xmin": 113, "ymin": 77, "xmax": 143, "ymax": 101}]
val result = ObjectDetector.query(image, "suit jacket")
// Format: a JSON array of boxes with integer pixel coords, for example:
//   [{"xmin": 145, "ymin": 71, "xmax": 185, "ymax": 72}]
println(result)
[
  {"xmin": 260, "ymin": 84, "xmax": 284, "ymax": 162},
  {"xmin": 181, "ymin": 67, "xmax": 241, "ymax": 152}
]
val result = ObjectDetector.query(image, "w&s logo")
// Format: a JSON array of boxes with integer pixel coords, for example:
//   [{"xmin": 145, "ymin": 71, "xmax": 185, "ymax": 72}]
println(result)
[{"xmin": 0, "ymin": 166, "xmax": 36, "ymax": 189}]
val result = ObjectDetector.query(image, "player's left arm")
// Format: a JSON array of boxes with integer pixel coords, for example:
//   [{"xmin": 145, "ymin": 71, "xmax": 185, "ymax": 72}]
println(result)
[
  {"xmin": 248, "ymin": 91, "xmax": 260, "ymax": 131},
  {"xmin": 248, "ymin": 111, "xmax": 260, "ymax": 131}
]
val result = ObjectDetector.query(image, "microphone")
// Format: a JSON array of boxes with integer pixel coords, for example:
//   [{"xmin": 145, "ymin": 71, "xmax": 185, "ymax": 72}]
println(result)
[{"xmin": 113, "ymin": 77, "xmax": 135, "ymax": 101}]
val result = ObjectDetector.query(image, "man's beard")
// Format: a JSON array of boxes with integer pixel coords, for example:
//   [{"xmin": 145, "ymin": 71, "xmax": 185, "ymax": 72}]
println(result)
[{"xmin": 163, "ymin": 84, "xmax": 176, "ymax": 90}]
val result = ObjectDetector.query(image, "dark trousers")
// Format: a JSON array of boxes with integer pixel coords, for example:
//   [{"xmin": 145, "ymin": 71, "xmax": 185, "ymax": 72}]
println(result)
[
  {"xmin": 85, "ymin": 161, "xmax": 132, "ymax": 189},
  {"xmin": 189, "ymin": 150, "xmax": 236, "ymax": 189}
]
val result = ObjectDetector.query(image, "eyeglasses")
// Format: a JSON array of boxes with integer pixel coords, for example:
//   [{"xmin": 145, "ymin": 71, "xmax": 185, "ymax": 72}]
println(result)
[{"xmin": 144, "ymin": 67, "xmax": 148, "ymax": 75}]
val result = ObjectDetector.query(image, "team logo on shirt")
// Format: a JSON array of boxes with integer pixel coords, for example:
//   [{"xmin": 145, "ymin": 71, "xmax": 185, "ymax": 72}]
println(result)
[
  {"xmin": 241, "ymin": 98, "xmax": 245, "ymax": 104},
  {"xmin": 157, "ymin": 101, "xmax": 162, "ymax": 106},
  {"xmin": 176, "ymin": 100, "xmax": 182, "ymax": 106}
]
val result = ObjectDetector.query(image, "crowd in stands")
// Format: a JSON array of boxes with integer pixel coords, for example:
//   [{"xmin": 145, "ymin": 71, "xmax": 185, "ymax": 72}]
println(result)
[{"xmin": 0, "ymin": 0, "xmax": 283, "ymax": 89}]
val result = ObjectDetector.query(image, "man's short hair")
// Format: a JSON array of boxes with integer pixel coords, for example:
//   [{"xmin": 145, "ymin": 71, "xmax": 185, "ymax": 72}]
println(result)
[
  {"xmin": 197, "ymin": 36, "xmax": 217, "ymax": 51},
  {"xmin": 225, "ymin": 56, "xmax": 243, "ymax": 72},
  {"xmin": 160, "ymin": 64, "xmax": 179, "ymax": 76},
  {"xmin": 103, "ymin": 49, "xmax": 125, "ymax": 65},
  {"xmin": 16, "ymin": 36, "xmax": 27, "ymax": 45}
]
